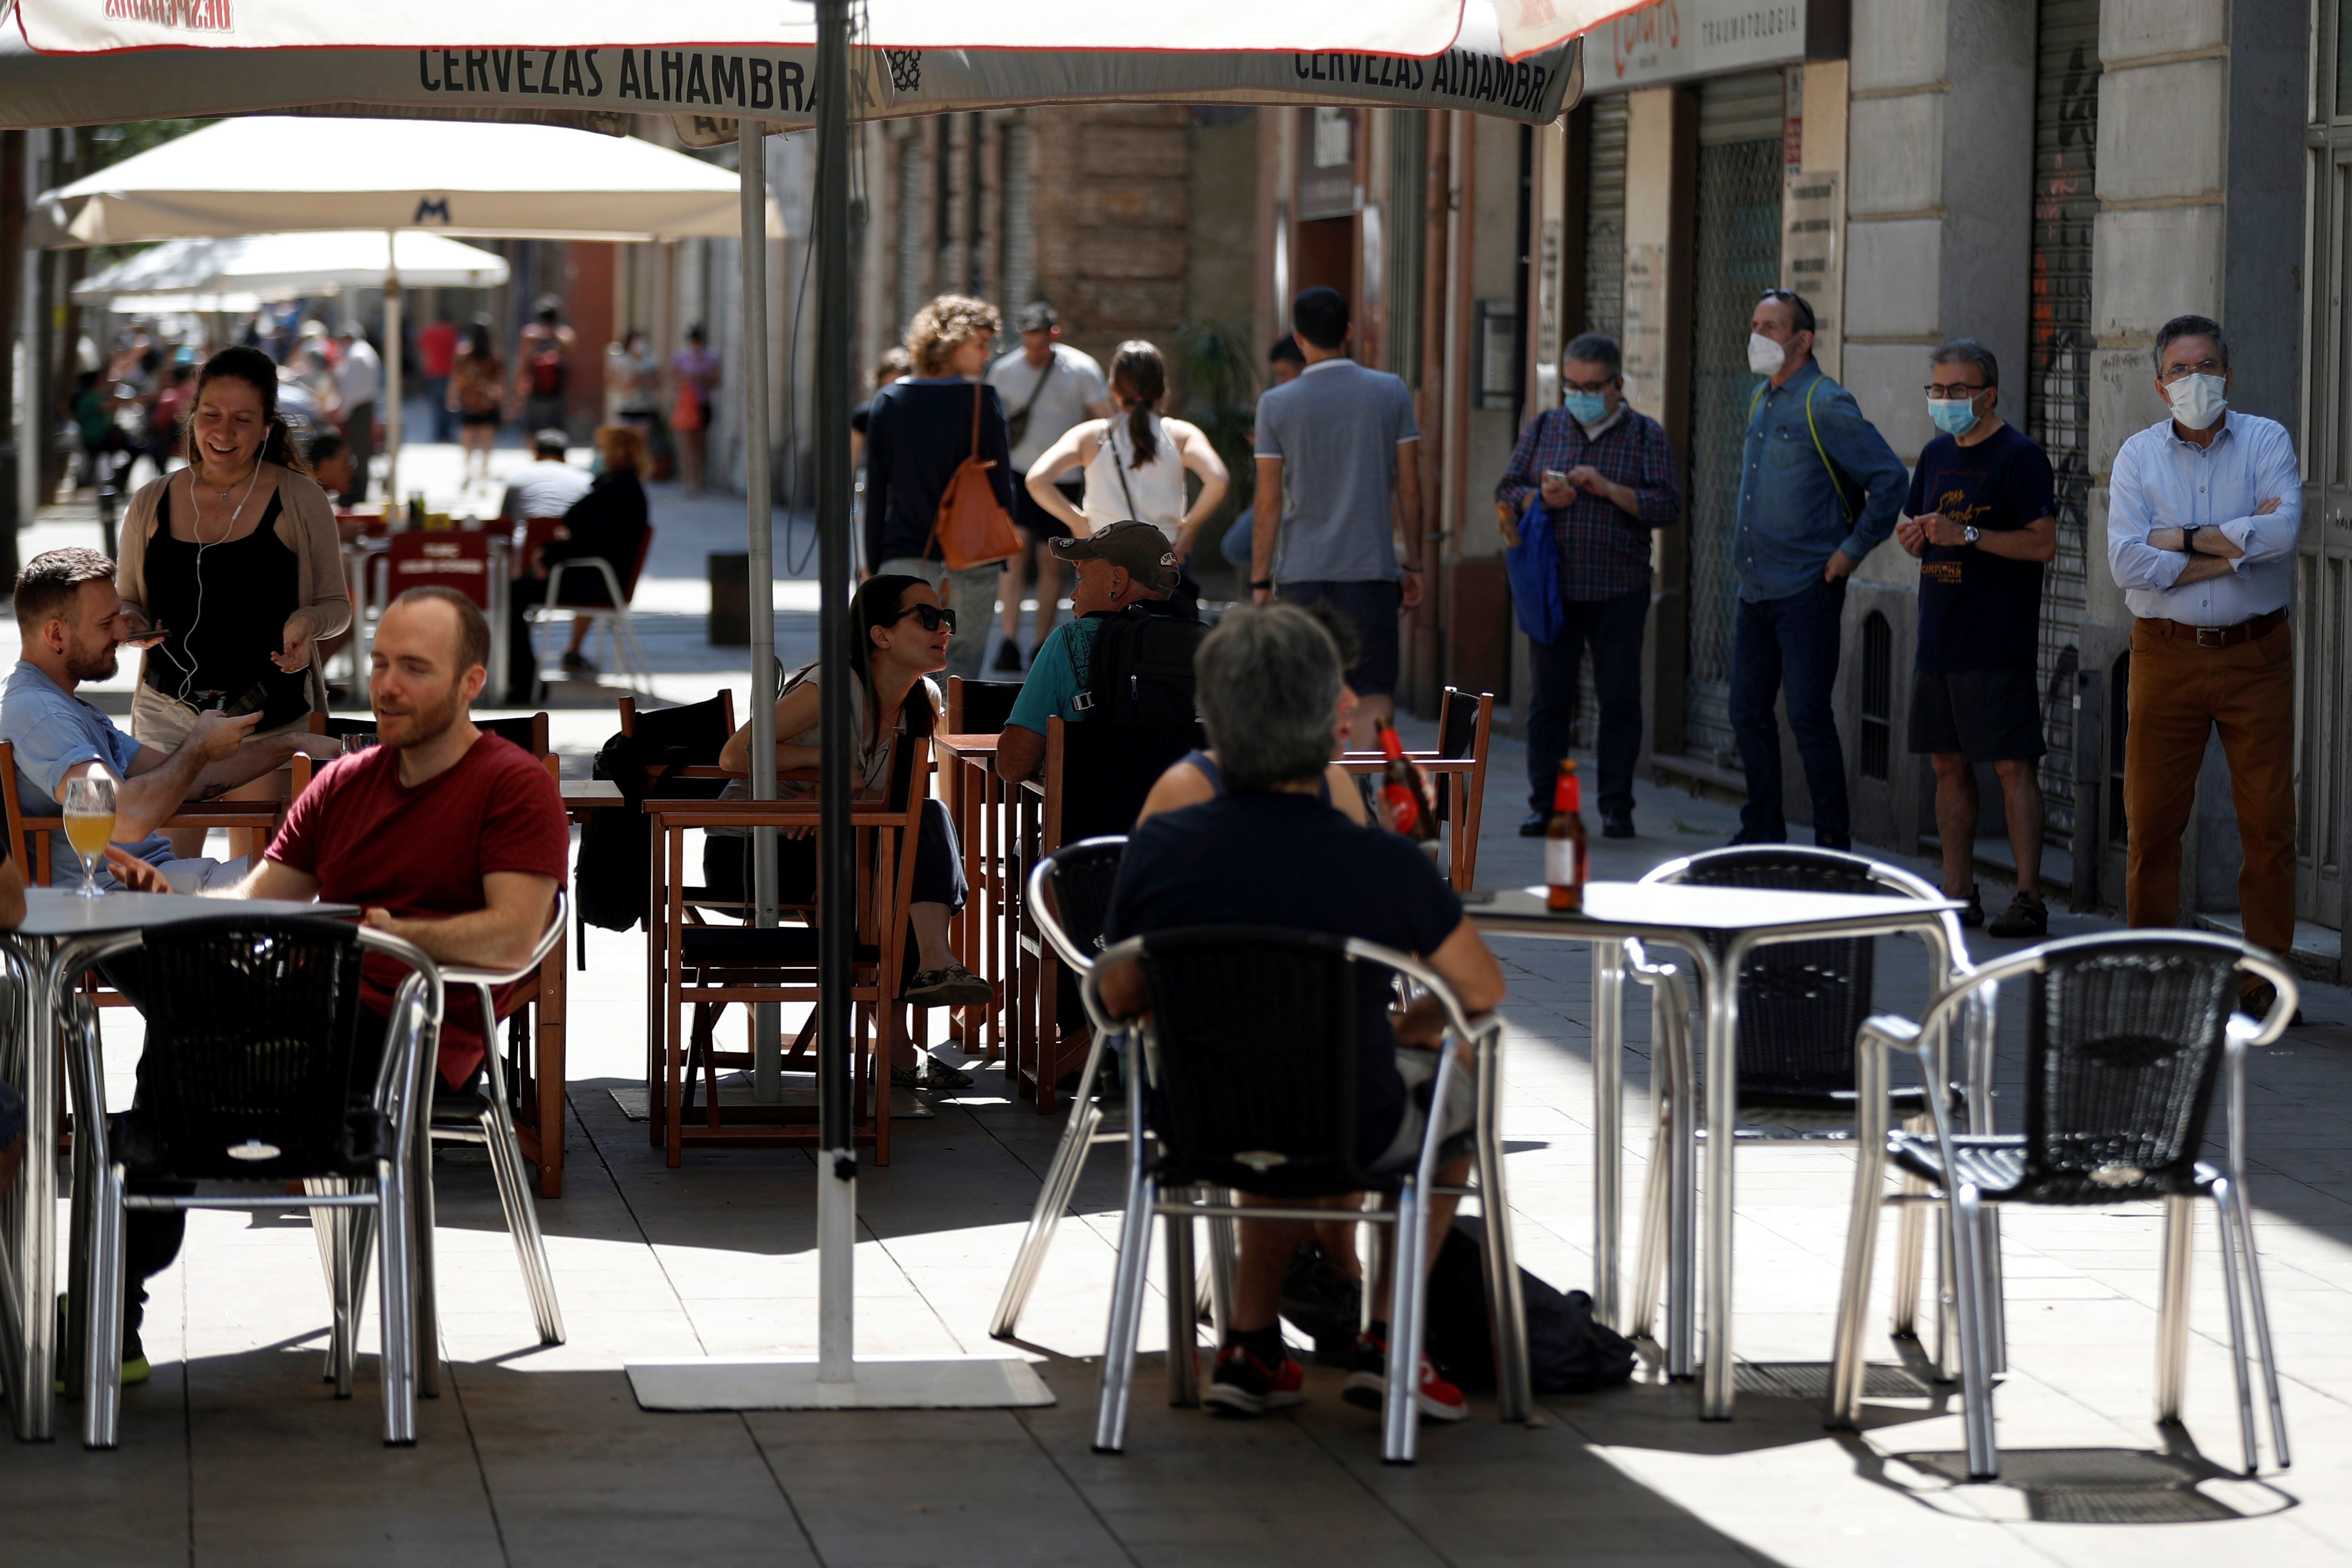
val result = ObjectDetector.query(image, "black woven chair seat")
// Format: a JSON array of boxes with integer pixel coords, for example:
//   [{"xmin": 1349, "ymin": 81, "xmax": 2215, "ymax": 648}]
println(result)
[
  {"xmin": 1739, "ymin": 1083, "xmax": 1931, "ymax": 1123},
  {"xmin": 682, "ymin": 926, "xmax": 879, "ymax": 968},
  {"xmin": 1888, "ymin": 1130, "xmax": 2215, "ymax": 1204}
]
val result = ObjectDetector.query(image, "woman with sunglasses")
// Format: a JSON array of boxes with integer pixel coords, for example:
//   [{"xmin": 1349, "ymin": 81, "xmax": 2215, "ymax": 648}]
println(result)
[{"xmin": 714, "ymin": 575, "xmax": 990, "ymax": 1088}]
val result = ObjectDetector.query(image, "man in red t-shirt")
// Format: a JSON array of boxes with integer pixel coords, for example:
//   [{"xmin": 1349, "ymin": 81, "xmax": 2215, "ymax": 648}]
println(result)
[
  {"xmin": 418, "ymin": 315, "xmax": 461, "ymax": 443},
  {"xmin": 104, "ymin": 585, "xmax": 567, "ymax": 1381},
  {"xmin": 116, "ymin": 585, "xmax": 567, "ymax": 1088}
]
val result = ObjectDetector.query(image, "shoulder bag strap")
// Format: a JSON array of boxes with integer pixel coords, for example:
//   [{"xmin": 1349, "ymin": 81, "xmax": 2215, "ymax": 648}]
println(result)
[
  {"xmin": 1106, "ymin": 419, "xmax": 1142, "ymax": 521},
  {"xmin": 970, "ymin": 381, "xmax": 983, "ymax": 459},
  {"xmin": 1803, "ymin": 380, "xmax": 1857, "ymax": 526},
  {"xmin": 1014, "ymin": 350, "xmax": 1055, "ymax": 423}
]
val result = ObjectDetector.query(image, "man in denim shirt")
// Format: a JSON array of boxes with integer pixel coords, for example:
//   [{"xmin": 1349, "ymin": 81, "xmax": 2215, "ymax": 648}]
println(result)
[{"xmin": 1729, "ymin": 290, "xmax": 1905, "ymax": 848}]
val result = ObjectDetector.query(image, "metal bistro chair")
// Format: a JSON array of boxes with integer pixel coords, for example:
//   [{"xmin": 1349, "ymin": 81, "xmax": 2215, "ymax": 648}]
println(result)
[
  {"xmin": 412, "ymin": 890, "xmax": 571, "ymax": 1390},
  {"xmin": 60, "ymin": 914, "xmax": 441, "ymax": 1449},
  {"xmin": 989, "ymin": 836, "xmax": 1143, "ymax": 1341},
  {"xmin": 1623, "ymin": 845, "xmax": 1992, "ymax": 1386},
  {"xmin": 528, "ymin": 525, "xmax": 657, "ymax": 699},
  {"xmin": 1086, "ymin": 927, "xmax": 1529, "ymax": 1465},
  {"xmin": 1834, "ymin": 931, "xmax": 2297, "ymax": 1481}
]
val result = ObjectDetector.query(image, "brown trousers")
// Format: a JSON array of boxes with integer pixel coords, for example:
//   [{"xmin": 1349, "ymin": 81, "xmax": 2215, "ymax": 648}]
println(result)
[{"xmin": 2123, "ymin": 616, "xmax": 2297, "ymax": 960}]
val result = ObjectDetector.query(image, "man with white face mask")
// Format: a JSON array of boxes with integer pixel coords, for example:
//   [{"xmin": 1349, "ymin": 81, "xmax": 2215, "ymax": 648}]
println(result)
[
  {"xmin": 1728, "ymin": 290, "xmax": 1906, "ymax": 850},
  {"xmin": 2105, "ymin": 315, "xmax": 2301, "ymax": 1018}
]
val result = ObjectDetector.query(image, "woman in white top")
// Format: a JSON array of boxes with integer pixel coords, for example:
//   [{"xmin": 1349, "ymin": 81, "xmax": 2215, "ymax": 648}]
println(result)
[{"xmin": 1023, "ymin": 340, "xmax": 1229, "ymax": 563}]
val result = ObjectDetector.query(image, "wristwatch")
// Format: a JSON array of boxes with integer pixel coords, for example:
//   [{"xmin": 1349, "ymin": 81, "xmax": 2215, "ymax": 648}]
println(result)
[
  {"xmin": 1962, "ymin": 525, "xmax": 1980, "ymax": 546},
  {"xmin": 1250, "ymin": 579, "xmax": 1272, "ymax": 591},
  {"xmin": 2184, "ymin": 525, "xmax": 2203, "ymax": 553}
]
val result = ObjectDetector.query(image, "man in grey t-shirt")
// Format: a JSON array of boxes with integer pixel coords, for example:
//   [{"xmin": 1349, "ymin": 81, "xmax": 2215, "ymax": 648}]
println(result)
[
  {"xmin": 984, "ymin": 302, "xmax": 1112, "ymax": 672},
  {"xmin": 1252, "ymin": 287, "xmax": 1424, "ymax": 742}
]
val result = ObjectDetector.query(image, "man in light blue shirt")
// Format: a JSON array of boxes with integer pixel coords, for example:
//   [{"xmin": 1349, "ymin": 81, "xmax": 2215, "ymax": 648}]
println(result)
[
  {"xmin": 2, "ymin": 548, "xmax": 329, "ymax": 889},
  {"xmin": 1728, "ymin": 289, "xmax": 1907, "ymax": 849},
  {"xmin": 2105, "ymin": 315, "xmax": 2300, "ymax": 1008}
]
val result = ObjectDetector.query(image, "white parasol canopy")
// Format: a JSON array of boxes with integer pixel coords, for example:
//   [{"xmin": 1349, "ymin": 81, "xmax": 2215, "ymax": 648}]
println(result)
[
  {"xmin": 35, "ymin": 116, "xmax": 775, "ymax": 245},
  {"xmin": 74, "ymin": 230, "xmax": 511, "ymax": 303}
]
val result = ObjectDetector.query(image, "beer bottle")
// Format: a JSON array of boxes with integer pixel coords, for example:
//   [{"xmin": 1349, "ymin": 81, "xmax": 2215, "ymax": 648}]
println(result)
[
  {"xmin": 1546, "ymin": 759, "xmax": 1587, "ymax": 912},
  {"xmin": 1375, "ymin": 719, "xmax": 1440, "ymax": 844}
]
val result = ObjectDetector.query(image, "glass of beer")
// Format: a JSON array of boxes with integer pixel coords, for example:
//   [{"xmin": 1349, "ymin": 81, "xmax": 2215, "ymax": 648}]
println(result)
[{"xmin": 61, "ymin": 774, "xmax": 117, "ymax": 899}]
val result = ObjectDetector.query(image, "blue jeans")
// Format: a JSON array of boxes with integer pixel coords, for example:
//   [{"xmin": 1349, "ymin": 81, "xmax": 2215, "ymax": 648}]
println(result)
[
  {"xmin": 1729, "ymin": 579, "xmax": 1850, "ymax": 848},
  {"xmin": 1525, "ymin": 587, "xmax": 1647, "ymax": 818}
]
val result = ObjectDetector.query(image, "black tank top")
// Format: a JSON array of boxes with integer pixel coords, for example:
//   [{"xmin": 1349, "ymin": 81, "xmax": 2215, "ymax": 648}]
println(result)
[{"xmin": 141, "ymin": 483, "xmax": 311, "ymax": 728}]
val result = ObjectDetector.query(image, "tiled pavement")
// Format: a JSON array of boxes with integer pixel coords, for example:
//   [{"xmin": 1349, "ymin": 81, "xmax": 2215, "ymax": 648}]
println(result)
[{"xmin": 6, "ymin": 450, "xmax": 2352, "ymax": 1565}]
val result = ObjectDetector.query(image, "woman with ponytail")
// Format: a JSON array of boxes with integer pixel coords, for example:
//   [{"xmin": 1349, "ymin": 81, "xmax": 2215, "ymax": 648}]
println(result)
[
  {"xmin": 1022, "ymin": 339, "xmax": 1228, "ymax": 564},
  {"xmin": 116, "ymin": 346, "xmax": 351, "ymax": 840}
]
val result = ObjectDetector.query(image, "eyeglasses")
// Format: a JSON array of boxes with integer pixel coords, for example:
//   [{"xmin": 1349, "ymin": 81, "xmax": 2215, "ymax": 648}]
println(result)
[
  {"xmin": 2158, "ymin": 357, "xmax": 2225, "ymax": 383},
  {"xmin": 894, "ymin": 603, "xmax": 958, "ymax": 634},
  {"xmin": 1924, "ymin": 383, "xmax": 1989, "ymax": 400},
  {"xmin": 1562, "ymin": 376, "xmax": 1618, "ymax": 395}
]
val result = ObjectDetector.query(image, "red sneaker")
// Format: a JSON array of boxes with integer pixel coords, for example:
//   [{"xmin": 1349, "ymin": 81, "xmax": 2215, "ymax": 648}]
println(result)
[
  {"xmin": 1341, "ymin": 1332, "xmax": 1468, "ymax": 1422},
  {"xmin": 1203, "ymin": 1341, "xmax": 1306, "ymax": 1417}
]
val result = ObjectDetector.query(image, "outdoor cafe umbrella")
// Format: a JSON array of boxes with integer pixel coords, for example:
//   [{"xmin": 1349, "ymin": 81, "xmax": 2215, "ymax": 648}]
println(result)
[
  {"xmin": 34, "ymin": 113, "xmax": 777, "ymax": 516},
  {"xmin": 4, "ymin": 0, "xmax": 1591, "ymax": 1420},
  {"xmin": 73, "ymin": 230, "xmax": 512, "ymax": 300}
]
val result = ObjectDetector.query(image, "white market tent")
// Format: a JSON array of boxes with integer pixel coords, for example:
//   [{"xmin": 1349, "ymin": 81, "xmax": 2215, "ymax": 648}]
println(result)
[
  {"xmin": 37, "ymin": 115, "xmax": 780, "ymax": 505},
  {"xmin": 3, "ymin": 0, "xmax": 1595, "ymax": 1436},
  {"xmin": 74, "ymin": 231, "xmax": 511, "ymax": 302}
]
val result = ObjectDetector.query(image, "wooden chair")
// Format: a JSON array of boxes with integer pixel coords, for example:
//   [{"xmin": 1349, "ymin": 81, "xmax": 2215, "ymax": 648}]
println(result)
[
  {"xmin": 945, "ymin": 675, "xmax": 1025, "ymax": 735},
  {"xmin": 0, "ymin": 740, "xmax": 286, "ymax": 890},
  {"xmin": 1337, "ymin": 686, "xmax": 1494, "ymax": 891},
  {"xmin": 644, "ymin": 746, "xmax": 929, "ymax": 1167},
  {"xmin": 1012, "ymin": 716, "xmax": 1203, "ymax": 1112},
  {"xmin": 294, "ymin": 711, "xmax": 559, "ymax": 796},
  {"xmin": 940, "ymin": 676, "xmax": 1026, "ymax": 1068}
]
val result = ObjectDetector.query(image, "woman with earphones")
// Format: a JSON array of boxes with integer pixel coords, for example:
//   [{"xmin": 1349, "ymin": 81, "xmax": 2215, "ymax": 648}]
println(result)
[{"xmin": 116, "ymin": 346, "xmax": 351, "ymax": 857}]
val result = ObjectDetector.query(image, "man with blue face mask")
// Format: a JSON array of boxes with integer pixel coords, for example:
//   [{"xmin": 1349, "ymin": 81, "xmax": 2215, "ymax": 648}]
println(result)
[
  {"xmin": 1495, "ymin": 333, "xmax": 1681, "ymax": 837},
  {"xmin": 1729, "ymin": 290, "xmax": 1907, "ymax": 851},
  {"xmin": 2106, "ymin": 314, "xmax": 2301, "ymax": 1019},
  {"xmin": 1893, "ymin": 340, "xmax": 2057, "ymax": 936}
]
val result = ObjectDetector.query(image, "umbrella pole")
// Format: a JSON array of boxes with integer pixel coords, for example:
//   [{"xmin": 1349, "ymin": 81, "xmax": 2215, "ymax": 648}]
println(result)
[
  {"xmin": 741, "ymin": 125, "xmax": 784, "ymax": 1107},
  {"xmin": 811, "ymin": 0, "xmax": 857, "ymax": 1387},
  {"xmin": 382, "ymin": 233, "xmax": 402, "ymax": 522}
]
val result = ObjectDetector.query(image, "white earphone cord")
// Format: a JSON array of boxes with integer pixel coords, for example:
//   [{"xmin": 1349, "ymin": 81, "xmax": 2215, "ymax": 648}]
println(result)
[{"xmin": 166, "ymin": 441, "xmax": 267, "ymax": 706}]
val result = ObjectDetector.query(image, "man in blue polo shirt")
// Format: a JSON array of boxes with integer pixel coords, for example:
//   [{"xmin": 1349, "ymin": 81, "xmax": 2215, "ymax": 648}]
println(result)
[{"xmin": 1729, "ymin": 289, "xmax": 1907, "ymax": 850}]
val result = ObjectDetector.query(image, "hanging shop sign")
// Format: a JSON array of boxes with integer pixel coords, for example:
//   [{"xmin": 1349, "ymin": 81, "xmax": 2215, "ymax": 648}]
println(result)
[{"xmin": 1586, "ymin": 0, "xmax": 1842, "ymax": 94}]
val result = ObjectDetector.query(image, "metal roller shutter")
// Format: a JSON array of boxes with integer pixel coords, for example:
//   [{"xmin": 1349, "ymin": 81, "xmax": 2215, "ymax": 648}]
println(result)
[
  {"xmin": 1000, "ymin": 122, "xmax": 1035, "ymax": 315},
  {"xmin": 1584, "ymin": 94, "xmax": 1627, "ymax": 337},
  {"xmin": 2028, "ymin": 0, "xmax": 2099, "ymax": 844},
  {"xmin": 1682, "ymin": 72, "xmax": 1788, "ymax": 767}
]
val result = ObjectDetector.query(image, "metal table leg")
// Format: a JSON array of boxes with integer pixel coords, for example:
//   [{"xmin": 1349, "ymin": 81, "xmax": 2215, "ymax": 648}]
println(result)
[
  {"xmin": 1590, "ymin": 943, "xmax": 1623, "ymax": 1329},
  {"xmin": 1700, "ymin": 945, "xmax": 1740, "ymax": 1420},
  {"xmin": 4, "ymin": 941, "xmax": 56, "ymax": 1441}
]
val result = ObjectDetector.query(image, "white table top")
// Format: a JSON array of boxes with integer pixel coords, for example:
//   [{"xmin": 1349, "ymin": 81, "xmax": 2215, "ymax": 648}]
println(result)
[
  {"xmin": 7, "ymin": 888, "xmax": 360, "ymax": 938},
  {"xmin": 1467, "ymin": 881, "xmax": 1959, "ymax": 936}
]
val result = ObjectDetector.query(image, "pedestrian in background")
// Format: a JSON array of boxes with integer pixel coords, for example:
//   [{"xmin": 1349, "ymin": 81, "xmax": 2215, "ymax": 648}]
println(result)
[
  {"xmin": 418, "ymin": 313, "xmax": 459, "ymax": 443},
  {"xmin": 1727, "ymin": 289, "xmax": 1905, "ymax": 850},
  {"xmin": 1495, "ymin": 331, "xmax": 1679, "ymax": 839},
  {"xmin": 450, "ymin": 321, "xmax": 504, "ymax": 487},
  {"xmin": 513, "ymin": 424, "xmax": 652, "ymax": 695},
  {"xmin": 514, "ymin": 295, "xmax": 576, "ymax": 438},
  {"xmin": 2106, "ymin": 314, "xmax": 2301, "ymax": 1016},
  {"xmin": 330, "ymin": 323, "xmax": 380, "ymax": 507},
  {"xmin": 1252, "ymin": 286, "xmax": 1424, "ymax": 747},
  {"xmin": 863, "ymin": 294, "xmax": 1017, "ymax": 686},
  {"xmin": 1024, "ymin": 339, "xmax": 1230, "ymax": 558},
  {"xmin": 984, "ymin": 302, "xmax": 1111, "ymax": 672},
  {"xmin": 1895, "ymin": 339, "xmax": 2057, "ymax": 936},
  {"xmin": 669, "ymin": 324, "xmax": 722, "ymax": 497},
  {"xmin": 1217, "ymin": 333, "xmax": 1309, "ymax": 573}
]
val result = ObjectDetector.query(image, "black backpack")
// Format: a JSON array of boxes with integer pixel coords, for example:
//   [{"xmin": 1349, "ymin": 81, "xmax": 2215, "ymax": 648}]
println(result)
[
  {"xmin": 1078, "ymin": 595, "xmax": 1206, "ymax": 726},
  {"xmin": 574, "ymin": 693, "xmax": 735, "ymax": 932},
  {"xmin": 1422, "ymin": 1215, "xmax": 1636, "ymax": 1396}
]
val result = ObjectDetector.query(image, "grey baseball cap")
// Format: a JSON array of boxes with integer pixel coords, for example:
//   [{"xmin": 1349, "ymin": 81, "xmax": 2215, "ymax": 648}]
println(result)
[
  {"xmin": 1050, "ymin": 520, "xmax": 1180, "ymax": 594},
  {"xmin": 1015, "ymin": 301, "xmax": 1057, "ymax": 332}
]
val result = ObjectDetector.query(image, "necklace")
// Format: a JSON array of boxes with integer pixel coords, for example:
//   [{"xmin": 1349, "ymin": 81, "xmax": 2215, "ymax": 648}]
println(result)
[{"xmin": 187, "ymin": 460, "xmax": 264, "ymax": 544}]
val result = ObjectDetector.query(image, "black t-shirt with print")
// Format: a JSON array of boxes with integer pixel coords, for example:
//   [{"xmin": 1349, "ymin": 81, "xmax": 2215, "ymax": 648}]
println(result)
[{"xmin": 1907, "ymin": 422, "xmax": 2057, "ymax": 671}]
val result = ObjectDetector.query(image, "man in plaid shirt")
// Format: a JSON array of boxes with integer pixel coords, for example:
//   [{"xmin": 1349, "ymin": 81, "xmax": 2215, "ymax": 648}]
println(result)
[{"xmin": 1496, "ymin": 333, "xmax": 1681, "ymax": 837}]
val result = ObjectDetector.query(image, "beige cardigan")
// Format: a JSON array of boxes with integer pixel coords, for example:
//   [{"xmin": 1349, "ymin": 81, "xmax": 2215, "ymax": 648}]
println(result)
[{"xmin": 116, "ymin": 463, "xmax": 354, "ymax": 715}]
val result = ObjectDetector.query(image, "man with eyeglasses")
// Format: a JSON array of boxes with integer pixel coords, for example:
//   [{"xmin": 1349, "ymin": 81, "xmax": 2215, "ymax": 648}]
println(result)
[
  {"xmin": 2106, "ymin": 314, "xmax": 2301, "ymax": 1017},
  {"xmin": 1495, "ymin": 332, "xmax": 1681, "ymax": 839},
  {"xmin": 1894, "ymin": 340, "xmax": 2058, "ymax": 937},
  {"xmin": 1730, "ymin": 289, "xmax": 1907, "ymax": 850}
]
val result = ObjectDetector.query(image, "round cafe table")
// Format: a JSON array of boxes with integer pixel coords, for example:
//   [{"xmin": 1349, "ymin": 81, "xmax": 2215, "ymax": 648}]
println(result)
[{"xmin": 1467, "ymin": 880, "xmax": 1960, "ymax": 1419}]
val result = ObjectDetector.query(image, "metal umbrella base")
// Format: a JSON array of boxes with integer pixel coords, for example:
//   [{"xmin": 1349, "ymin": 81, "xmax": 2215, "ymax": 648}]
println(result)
[{"xmin": 626, "ymin": 1354, "xmax": 1054, "ymax": 1410}]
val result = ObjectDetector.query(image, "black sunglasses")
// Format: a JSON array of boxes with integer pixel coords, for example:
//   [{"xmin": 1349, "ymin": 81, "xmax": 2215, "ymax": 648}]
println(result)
[{"xmin": 894, "ymin": 603, "xmax": 958, "ymax": 634}]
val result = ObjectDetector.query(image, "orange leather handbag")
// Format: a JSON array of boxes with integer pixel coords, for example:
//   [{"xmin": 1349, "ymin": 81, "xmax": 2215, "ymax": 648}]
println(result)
[{"xmin": 928, "ymin": 384, "xmax": 1021, "ymax": 570}]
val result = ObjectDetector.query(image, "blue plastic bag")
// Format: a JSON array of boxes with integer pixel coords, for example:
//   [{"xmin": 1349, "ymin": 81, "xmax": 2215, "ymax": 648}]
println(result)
[{"xmin": 1505, "ymin": 500, "xmax": 1564, "ymax": 645}]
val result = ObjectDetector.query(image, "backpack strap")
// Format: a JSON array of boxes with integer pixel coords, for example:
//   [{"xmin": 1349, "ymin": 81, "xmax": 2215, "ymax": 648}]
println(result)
[{"xmin": 1749, "ymin": 377, "xmax": 1857, "ymax": 526}]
